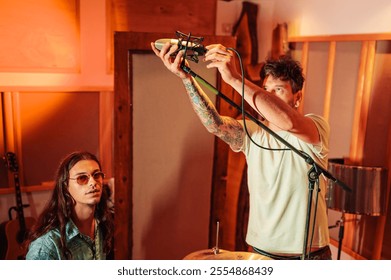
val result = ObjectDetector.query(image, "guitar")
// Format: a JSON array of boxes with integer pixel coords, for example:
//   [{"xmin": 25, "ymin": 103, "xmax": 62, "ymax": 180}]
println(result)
[{"xmin": 0, "ymin": 152, "xmax": 36, "ymax": 260}]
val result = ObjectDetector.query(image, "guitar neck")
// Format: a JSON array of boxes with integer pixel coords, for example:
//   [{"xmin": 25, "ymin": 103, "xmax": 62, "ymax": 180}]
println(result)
[
  {"xmin": 4, "ymin": 152, "xmax": 31, "ymax": 247},
  {"xmin": 13, "ymin": 171, "xmax": 26, "ymax": 232}
]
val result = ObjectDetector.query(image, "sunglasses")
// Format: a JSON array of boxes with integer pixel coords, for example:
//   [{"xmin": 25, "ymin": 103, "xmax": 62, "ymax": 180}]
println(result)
[{"xmin": 69, "ymin": 171, "xmax": 105, "ymax": 185}]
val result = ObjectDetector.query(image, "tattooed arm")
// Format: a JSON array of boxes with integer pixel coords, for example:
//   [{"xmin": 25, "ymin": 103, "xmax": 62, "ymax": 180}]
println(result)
[
  {"xmin": 182, "ymin": 77, "xmax": 244, "ymax": 150},
  {"xmin": 151, "ymin": 41, "xmax": 244, "ymax": 150}
]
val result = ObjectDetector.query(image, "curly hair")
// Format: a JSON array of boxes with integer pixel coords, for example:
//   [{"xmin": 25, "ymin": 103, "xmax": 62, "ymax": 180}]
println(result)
[
  {"xmin": 25, "ymin": 151, "xmax": 114, "ymax": 259},
  {"xmin": 260, "ymin": 55, "xmax": 305, "ymax": 94}
]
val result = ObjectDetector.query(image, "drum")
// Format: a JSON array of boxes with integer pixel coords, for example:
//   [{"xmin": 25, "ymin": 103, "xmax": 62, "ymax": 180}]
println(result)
[{"xmin": 183, "ymin": 249, "xmax": 272, "ymax": 260}]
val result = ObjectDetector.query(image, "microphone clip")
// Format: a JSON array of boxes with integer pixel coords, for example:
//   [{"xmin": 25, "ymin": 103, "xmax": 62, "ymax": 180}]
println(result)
[{"xmin": 176, "ymin": 31, "xmax": 206, "ymax": 63}]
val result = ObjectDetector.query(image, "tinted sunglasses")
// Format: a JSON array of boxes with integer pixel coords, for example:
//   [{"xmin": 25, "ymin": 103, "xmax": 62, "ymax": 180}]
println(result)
[{"xmin": 69, "ymin": 171, "xmax": 105, "ymax": 185}]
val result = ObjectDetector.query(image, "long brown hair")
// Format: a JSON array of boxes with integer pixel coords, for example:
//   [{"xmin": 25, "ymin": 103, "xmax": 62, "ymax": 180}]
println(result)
[{"xmin": 25, "ymin": 151, "xmax": 114, "ymax": 259}]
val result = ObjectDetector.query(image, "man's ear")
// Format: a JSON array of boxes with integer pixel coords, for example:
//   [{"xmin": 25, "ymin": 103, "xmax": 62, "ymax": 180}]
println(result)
[{"xmin": 294, "ymin": 91, "xmax": 302, "ymax": 108}]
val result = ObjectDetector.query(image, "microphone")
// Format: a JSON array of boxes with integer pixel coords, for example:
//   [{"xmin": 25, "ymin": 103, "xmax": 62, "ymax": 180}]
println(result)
[{"xmin": 154, "ymin": 39, "xmax": 208, "ymax": 56}]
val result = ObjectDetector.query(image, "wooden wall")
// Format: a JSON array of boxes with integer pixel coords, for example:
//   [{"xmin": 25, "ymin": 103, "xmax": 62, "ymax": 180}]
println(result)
[
  {"xmin": 289, "ymin": 34, "xmax": 391, "ymax": 260},
  {"xmin": 110, "ymin": 0, "xmax": 217, "ymax": 34}
]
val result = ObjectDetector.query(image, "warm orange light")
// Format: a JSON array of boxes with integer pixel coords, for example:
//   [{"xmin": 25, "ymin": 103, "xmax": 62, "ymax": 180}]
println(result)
[
  {"xmin": 0, "ymin": 0, "xmax": 80, "ymax": 72},
  {"xmin": 18, "ymin": 92, "xmax": 74, "ymax": 136}
]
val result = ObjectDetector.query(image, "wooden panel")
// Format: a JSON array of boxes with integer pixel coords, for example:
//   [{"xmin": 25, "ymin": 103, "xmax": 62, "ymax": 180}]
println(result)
[
  {"xmin": 288, "ymin": 34, "xmax": 391, "ymax": 260},
  {"xmin": 110, "ymin": 0, "xmax": 216, "ymax": 35},
  {"xmin": 352, "ymin": 41, "xmax": 376, "ymax": 163},
  {"xmin": 0, "ymin": 0, "xmax": 80, "ymax": 72},
  {"xmin": 108, "ymin": 0, "xmax": 217, "ymax": 73},
  {"xmin": 0, "ymin": 93, "xmax": 7, "ymax": 188},
  {"xmin": 222, "ymin": 148, "xmax": 246, "ymax": 250},
  {"xmin": 288, "ymin": 41, "xmax": 309, "ymax": 114},
  {"xmin": 303, "ymin": 42, "xmax": 329, "ymax": 116},
  {"xmin": 18, "ymin": 91, "xmax": 100, "ymax": 185},
  {"xmin": 366, "ymin": 41, "xmax": 391, "ymax": 259},
  {"xmin": 363, "ymin": 40, "xmax": 391, "ymax": 166},
  {"xmin": 328, "ymin": 41, "xmax": 362, "ymax": 159},
  {"xmin": 350, "ymin": 41, "xmax": 370, "ymax": 160},
  {"xmin": 381, "ymin": 124, "xmax": 391, "ymax": 259},
  {"xmin": 99, "ymin": 91, "xmax": 114, "ymax": 179},
  {"xmin": 113, "ymin": 32, "xmax": 134, "ymax": 260},
  {"xmin": 208, "ymin": 66, "xmax": 239, "ymax": 251},
  {"xmin": 340, "ymin": 40, "xmax": 386, "ymax": 260},
  {"xmin": 132, "ymin": 55, "xmax": 216, "ymax": 260}
]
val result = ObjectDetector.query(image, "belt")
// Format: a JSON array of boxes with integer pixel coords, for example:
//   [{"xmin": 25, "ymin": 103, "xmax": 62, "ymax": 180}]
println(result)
[{"xmin": 253, "ymin": 246, "xmax": 331, "ymax": 260}]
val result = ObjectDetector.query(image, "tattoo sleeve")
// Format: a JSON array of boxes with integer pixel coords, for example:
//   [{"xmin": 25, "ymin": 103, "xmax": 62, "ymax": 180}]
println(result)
[{"xmin": 183, "ymin": 78, "xmax": 244, "ymax": 150}]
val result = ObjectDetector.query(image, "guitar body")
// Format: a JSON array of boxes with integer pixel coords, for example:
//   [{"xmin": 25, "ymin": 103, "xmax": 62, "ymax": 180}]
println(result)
[
  {"xmin": 1, "ymin": 152, "xmax": 37, "ymax": 260},
  {"xmin": 0, "ymin": 217, "xmax": 36, "ymax": 260}
]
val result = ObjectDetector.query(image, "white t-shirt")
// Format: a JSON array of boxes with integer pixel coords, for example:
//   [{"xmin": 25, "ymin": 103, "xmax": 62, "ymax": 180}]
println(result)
[{"xmin": 232, "ymin": 114, "xmax": 330, "ymax": 254}]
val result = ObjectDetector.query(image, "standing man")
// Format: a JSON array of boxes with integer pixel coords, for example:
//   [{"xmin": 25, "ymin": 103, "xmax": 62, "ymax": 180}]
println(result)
[{"xmin": 151, "ymin": 42, "xmax": 331, "ymax": 260}]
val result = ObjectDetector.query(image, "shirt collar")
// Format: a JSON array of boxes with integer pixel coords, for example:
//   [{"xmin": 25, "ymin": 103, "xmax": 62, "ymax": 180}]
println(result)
[
  {"xmin": 65, "ymin": 219, "xmax": 81, "ymax": 241},
  {"xmin": 65, "ymin": 218, "xmax": 100, "ymax": 241}
]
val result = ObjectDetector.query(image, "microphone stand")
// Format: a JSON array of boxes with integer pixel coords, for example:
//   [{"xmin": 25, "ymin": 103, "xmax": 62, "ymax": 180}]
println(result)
[
  {"xmin": 180, "ymin": 60, "xmax": 351, "ymax": 260},
  {"xmin": 328, "ymin": 214, "xmax": 345, "ymax": 260}
]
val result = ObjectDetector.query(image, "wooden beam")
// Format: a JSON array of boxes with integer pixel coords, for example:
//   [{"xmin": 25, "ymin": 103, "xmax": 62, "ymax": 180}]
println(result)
[
  {"xmin": 114, "ymin": 32, "xmax": 134, "ymax": 260},
  {"xmin": 0, "ymin": 183, "xmax": 55, "ymax": 195},
  {"xmin": 289, "ymin": 33, "xmax": 391, "ymax": 43},
  {"xmin": 99, "ymin": 91, "xmax": 114, "ymax": 179},
  {"xmin": 298, "ymin": 41, "xmax": 309, "ymax": 114},
  {"xmin": 323, "ymin": 41, "xmax": 336, "ymax": 121},
  {"xmin": 344, "ymin": 40, "xmax": 377, "ymax": 258},
  {"xmin": 349, "ymin": 41, "xmax": 368, "ymax": 161},
  {"xmin": 350, "ymin": 41, "xmax": 376, "ymax": 163}
]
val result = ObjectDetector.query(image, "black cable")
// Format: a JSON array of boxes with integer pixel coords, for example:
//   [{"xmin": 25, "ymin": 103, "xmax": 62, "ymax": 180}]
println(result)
[{"xmin": 227, "ymin": 47, "xmax": 290, "ymax": 151}]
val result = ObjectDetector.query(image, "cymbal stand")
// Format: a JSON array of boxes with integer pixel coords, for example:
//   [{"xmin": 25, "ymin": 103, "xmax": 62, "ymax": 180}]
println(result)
[
  {"xmin": 212, "ymin": 221, "xmax": 220, "ymax": 255},
  {"xmin": 329, "ymin": 213, "xmax": 345, "ymax": 260}
]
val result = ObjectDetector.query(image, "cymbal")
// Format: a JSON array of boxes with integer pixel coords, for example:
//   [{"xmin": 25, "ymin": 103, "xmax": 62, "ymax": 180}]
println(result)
[{"xmin": 183, "ymin": 249, "xmax": 272, "ymax": 260}]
